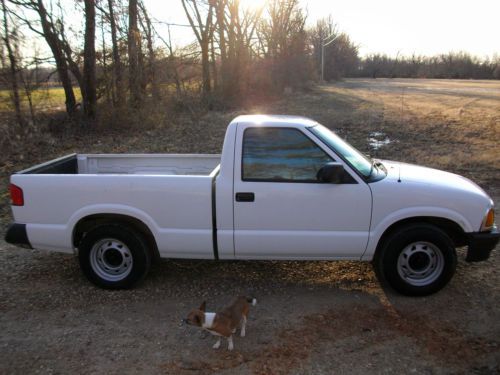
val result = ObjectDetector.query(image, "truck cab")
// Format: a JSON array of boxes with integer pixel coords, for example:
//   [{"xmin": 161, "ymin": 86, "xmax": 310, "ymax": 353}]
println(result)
[{"xmin": 217, "ymin": 115, "xmax": 372, "ymax": 260}]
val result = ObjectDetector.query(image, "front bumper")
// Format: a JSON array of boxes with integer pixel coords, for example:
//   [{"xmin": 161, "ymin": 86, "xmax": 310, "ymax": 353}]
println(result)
[
  {"xmin": 465, "ymin": 226, "xmax": 499, "ymax": 262},
  {"xmin": 4, "ymin": 223, "xmax": 32, "ymax": 249}
]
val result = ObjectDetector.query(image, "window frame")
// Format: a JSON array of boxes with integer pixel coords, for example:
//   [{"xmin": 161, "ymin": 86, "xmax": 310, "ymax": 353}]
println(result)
[
  {"xmin": 240, "ymin": 127, "xmax": 339, "ymax": 183},
  {"xmin": 306, "ymin": 125, "xmax": 386, "ymax": 183}
]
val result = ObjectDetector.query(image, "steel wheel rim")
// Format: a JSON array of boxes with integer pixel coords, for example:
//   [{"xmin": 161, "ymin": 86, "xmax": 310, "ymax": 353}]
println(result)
[
  {"xmin": 90, "ymin": 238, "xmax": 133, "ymax": 282},
  {"xmin": 397, "ymin": 241, "xmax": 444, "ymax": 286}
]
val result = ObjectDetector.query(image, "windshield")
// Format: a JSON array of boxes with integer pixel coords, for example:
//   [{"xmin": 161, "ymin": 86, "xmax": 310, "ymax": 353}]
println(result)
[{"xmin": 308, "ymin": 124, "xmax": 373, "ymax": 177}]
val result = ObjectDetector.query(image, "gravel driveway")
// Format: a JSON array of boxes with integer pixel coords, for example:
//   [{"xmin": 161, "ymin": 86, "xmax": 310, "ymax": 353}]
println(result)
[{"xmin": 1, "ymin": 231, "xmax": 499, "ymax": 374}]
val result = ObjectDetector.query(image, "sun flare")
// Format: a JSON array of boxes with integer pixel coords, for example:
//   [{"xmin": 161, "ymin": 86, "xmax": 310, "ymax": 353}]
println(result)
[{"xmin": 239, "ymin": 0, "xmax": 268, "ymax": 11}]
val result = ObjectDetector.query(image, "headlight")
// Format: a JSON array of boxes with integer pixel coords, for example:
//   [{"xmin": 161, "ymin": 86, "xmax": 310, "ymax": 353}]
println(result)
[{"xmin": 480, "ymin": 208, "xmax": 495, "ymax": 232}]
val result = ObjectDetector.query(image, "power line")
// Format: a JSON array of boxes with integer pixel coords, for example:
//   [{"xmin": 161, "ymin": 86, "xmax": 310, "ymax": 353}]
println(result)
[{"xmin": 151, "ymin": 20, "xmax": 195, "ymax": 28}]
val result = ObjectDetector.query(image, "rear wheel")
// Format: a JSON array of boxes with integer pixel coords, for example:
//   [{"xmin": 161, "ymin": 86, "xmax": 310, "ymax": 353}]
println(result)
[
  {"xmin": 78, "ymin": 224, "xmax": 151, "ymax": 289},
  {"xmin": 374, "ymin": 224, "xmax": 457, "ymax": 296}
]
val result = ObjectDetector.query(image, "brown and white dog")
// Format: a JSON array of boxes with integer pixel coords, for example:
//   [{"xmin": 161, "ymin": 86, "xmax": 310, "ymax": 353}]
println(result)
[{"xmin": 183, "ymin": 296, "xmax": 257, "ymax": 351}]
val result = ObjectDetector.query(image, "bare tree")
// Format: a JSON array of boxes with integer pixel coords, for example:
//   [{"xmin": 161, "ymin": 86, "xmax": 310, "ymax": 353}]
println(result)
[
  {"xmin": 1, "ymin": 0, "xmax": 24, "ymax": 126},
  {"xmin": 214, "ymin": 0, "xmax": 226, "ymax": 92},
  {"xmin": 55, "ymin": 3, "xmax": 87, "ymax": 102},
  {"xmin": 138, "ymin": 0, "xmax": 159, "ymax": 100},
  {"xmin": 309, "ymin": 16, "xmax": 337, "ymax": 76},
  {"xmin": 83, "ymin": 0, "xmax": 96, "ymax": 118},
  {"xmin": 128, "ymin": 0, "xmax": 142, "ymax": 106},
  {"xmin": 11, "ymin": 0, "xmax": 78, "ymax": 114},
  {"xmin": 52, "ymin": 0, "xmax": 100, "ymax": 117},
  {"xmin": 97, "ymin": 9, "xmax": 111, "ymax": 104},
  {"xmin": 19, "ymin": 56, "xmax": 40, "ymax": 124},
  {"xmin": 257, "ymin": 0, "xmax": 309, "ymax": 90},
  {"xmin": 107, "ymin": 0, "xmax": 124, "ymax": 106},
  {"xmin": 309, "ymin": 16, "xmax": 359, "ymax": 81},
  {"xmin": 224, "ymin": 0, "xmax": 262, "ymax": 96},
  {"xmin": 357, "ymin": 52, "xmax": 497, "ymax": 80},
  {"xmin": 159, "ymin": 23, "xmax": 182, "ymax": 94},
  {"xmin": 181, "ymin": 0, "xmax": 214, "ymax": 94}
]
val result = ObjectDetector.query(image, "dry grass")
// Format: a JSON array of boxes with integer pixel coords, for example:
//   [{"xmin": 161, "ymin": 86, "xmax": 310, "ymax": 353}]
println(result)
[{"xmin": 337, "ymin": 79, "xmax": 500, "ymax": 181}]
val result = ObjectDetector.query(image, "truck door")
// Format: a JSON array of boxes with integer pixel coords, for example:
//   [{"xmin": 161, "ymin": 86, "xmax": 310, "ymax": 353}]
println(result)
[{"xmin": 233, "ymin": 125, "xmax": 372, "ymax": 259}]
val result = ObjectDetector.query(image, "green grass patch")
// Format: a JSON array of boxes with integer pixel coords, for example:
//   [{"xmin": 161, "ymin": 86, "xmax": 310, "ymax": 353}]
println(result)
[{"xmin": 0, "ymin": 87, "xmax": 82, "ymax": 112}]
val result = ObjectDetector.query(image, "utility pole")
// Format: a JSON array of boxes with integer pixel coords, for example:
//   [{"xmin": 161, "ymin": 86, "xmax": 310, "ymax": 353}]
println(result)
[{"xmin": 321, "ymin": 33, "xmax": 340, "ymax": 82}]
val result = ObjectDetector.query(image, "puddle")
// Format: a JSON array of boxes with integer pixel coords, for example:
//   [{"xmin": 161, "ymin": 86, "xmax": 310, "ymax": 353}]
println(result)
[{"xmin": 368, "ymin": 132, "xmax": 392, "ymax": 150}]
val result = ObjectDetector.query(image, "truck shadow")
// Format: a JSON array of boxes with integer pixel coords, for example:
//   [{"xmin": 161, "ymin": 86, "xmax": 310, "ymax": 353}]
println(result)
[{"xmin": 146, "ymin": 258, "xmax": 379, "ymax": 296}]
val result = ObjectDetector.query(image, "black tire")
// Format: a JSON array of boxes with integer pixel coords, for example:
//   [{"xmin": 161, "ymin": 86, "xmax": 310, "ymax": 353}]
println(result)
[
  {"xmin": 78, "ymin": 224, "xmax": 151, "ymax": 289},
  {"xmin": 374, "ymin": 224, "xmax": 457, "ymax": 296}
]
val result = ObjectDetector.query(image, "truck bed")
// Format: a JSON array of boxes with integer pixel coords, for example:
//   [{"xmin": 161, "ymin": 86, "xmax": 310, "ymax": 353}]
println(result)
[
  {"xmin": 11, "ymin": 153, "xmax": 221, "ymax": 258},
  {"xmin": 18, "ymin": 153, "xmax": 221, "ymax": 176}
]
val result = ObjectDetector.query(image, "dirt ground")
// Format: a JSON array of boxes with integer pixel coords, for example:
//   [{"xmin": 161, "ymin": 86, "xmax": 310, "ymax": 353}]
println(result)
[{"xmin": 1, "ymin": 78, "xmax": 499, "ymax": 374}]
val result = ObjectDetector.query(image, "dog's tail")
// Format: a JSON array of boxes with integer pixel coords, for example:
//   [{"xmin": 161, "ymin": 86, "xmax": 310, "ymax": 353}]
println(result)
[{"xmin": 246, "ymin": 296, "xmax": 257, "ymax": 306}]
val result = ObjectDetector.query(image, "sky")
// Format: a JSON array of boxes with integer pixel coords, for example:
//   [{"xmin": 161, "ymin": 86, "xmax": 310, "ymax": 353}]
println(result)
[{"xmin": 147, "ymin": 0, "xmax": 500, "ymax": 58}]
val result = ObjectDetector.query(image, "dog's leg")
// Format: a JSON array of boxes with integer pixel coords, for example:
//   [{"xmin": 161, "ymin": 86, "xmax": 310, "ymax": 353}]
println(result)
[
  {"xmin": 240, "ymin": 315, "xmax": 247, "ymax": 337},
  {"xmin": 232, "ymin": 328, "xmax": 236, "ymax": 334},
  {"xmin": 213, "ymin": 338, "xmax": 221, "ymax": 350},
  {"xmin": 227, "ymin": 335, "xmax": 234, "ymax": 351}
]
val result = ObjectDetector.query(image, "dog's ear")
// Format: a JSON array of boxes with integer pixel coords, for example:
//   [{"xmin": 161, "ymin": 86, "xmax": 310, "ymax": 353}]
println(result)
[
  {"xmin": 194, "ymin": 314, "xmax": 201, "ymax": 325},
  {"xmin": 199, "ymin": 301, "xmax": 206, "ymax": 312}
]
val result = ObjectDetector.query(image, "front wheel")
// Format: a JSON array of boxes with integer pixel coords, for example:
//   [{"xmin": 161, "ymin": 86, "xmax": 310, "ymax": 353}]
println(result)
[
  {"xmin": 374, "ymin": 224, "xmax": 457, "ymax": 296},
  {"xmin": 78, "ymin": 224, "xmax": 151, "ymax": 289}
]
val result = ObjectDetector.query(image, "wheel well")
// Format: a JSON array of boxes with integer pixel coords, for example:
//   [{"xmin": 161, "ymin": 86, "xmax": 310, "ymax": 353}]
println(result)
[
  {"xmin": 375, "ymin": 217, "xmax": 467, "ymax": 258},
  {"xmin": 73, "ymin": 214, "xmax": 160, "ymax": 260}
]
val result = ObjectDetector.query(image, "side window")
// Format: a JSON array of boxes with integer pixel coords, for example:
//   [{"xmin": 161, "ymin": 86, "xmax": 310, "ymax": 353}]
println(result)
[{"xmin": 242, "ymin": 128, "xmax": 333, "ymax": 182}]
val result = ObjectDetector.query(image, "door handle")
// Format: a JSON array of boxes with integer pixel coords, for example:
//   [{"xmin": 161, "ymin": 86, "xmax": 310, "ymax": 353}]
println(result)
[{"xmin": 235, "ymin": 192, "xmax": 255, "ymax": 202}]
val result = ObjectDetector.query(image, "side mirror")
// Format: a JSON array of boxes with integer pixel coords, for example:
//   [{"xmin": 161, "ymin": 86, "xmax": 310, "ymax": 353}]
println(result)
[{"xmin": 316, "ymin": 162, "xmax": 345, "ymax": 183}]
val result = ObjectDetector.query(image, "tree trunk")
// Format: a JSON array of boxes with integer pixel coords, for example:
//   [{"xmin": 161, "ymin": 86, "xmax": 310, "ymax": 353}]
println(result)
[
  {"xmin": 59, "ymin": 23, "xmax": 85, "ymax": 101},
  {"xmin": 210, "ymin": 34, "xmax": 217, "ymax": 91},
  {"xmin": 139, "ymin": 2, "xmax": 159, "ymax": 100},
  {"xmin": 128, "ymin": 0, "xmax": 141, "ymax": 106},
  {"xmin": 36, "ymin": 0, "xmax": 77, "ymax": 114},
  {"xmin": 180, "ymin": 0, "xmax": 213, "ymax": 95},
  {"xmin": 138, "ymin": 28, "xmax": 146, "ymax": 95},
  {"xmin": 215, "ymin": 0, "xmax": 227, "ymax": 93},
  {"xmin": 108, "ymin": 0, "xmax": 124, "ymax": 106},
  {"xmin": 201, "ymin": 40, "xmax": 211, "ymax": 93},
  {"xmin": 20, "ymin": 70, "xmax": 36, "ymax": 125},
  {"xmin": 100, "ymin": 13, "xmax": 112, "ymax": 105},
  {"xmin": 83, "ymin": 0, "xmax": 96, "ymax": 119},
  {"xmin": 166, "ymin": 25, "xmax": 181, "ymax": 95},
  {"xmin": 1, "ymin": 0, "xmax": 23, "ymax": 126}
]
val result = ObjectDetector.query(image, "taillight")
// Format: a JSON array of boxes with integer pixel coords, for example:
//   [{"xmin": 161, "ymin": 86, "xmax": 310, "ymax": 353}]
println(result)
[{"xmin": 9, "ymin": 184, "xmax": 24, "ymax": 206}]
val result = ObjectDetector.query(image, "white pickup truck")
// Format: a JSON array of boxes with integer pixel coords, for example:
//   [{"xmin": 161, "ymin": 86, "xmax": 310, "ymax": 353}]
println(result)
[{"xmin": 5, "ymin": 115, "xmax": 499, "ymax": 295}]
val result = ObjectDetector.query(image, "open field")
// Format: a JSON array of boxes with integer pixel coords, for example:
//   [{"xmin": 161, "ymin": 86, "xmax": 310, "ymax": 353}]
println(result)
[
  {"xmin": 0, "ymin": 87, "xmax": 82, "ymax": 113},
  {"xmin": 1, "ymin": 78, "xmax": 499, "ymax": 374}
]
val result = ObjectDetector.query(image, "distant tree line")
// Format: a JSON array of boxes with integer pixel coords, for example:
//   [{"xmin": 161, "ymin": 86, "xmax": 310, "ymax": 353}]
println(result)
[
  {"xmin": 356, "ymin": 52, "xmax": 500, "ymax": 80},
  {"xmin": 0, "ymin": 0, "xmax": 498, "ymax": 130}
]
